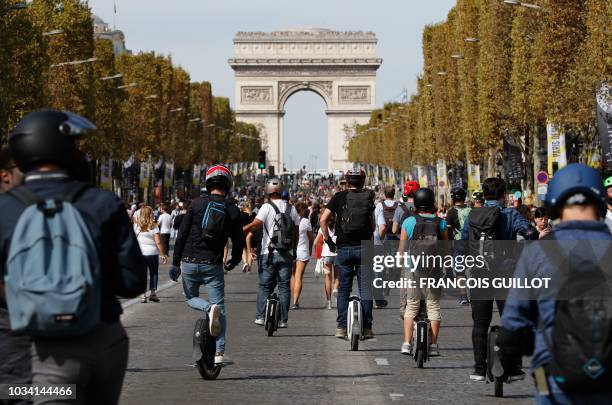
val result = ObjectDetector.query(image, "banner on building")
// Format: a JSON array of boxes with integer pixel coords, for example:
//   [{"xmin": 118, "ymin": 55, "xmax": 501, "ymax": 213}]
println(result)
[
  {"xmin": 596, "ymin": 82, "xmax": 612, "ymax": 172},
  {"xmin": 139, "ymin": 159, "xmax": 151, "ymax": 189},
  {"xmin": 164, "ymin": 161, "xmax": 174, "ymax": 188},
  {"xmin": 427, "ymin": 165, "xmax": 437, "ymax": 188},
  {"xmin": 546, "ymin": 122, "xmax": 567, "ymax": 176},
  {"xmin": 416, "ymin": 166, "xmax": 428, "ymax": 188},
  {"xmin": 436, "ymin": 160, "xmax": 448, "ymax": 190},
  {"xmin": 467, "ymin": 162, "xmax": 481, "ymax": 191},
  {"xmin": 503, "ymin": 136, "xmax": 524, "ymax": 186},
  {"xmin": 192, "ymin": 164, "xmax": 201, "ymax": 186},
  {"xmin": 100, "ymin": 159, "xmax": 112, "ymax": 190}
]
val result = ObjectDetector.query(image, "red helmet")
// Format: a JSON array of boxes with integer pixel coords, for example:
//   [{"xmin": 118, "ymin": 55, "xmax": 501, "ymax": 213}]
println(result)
[
  {"xmin": 205, "ymin": 164, "xmax": 233, "ymax": 192},
  {"xmin": 403, "ymin": 180, "xmax": 420, "ymax": 199},
  {"xmin": 345, "ymin": 169, "xmax": 366, "ymax": 187}
]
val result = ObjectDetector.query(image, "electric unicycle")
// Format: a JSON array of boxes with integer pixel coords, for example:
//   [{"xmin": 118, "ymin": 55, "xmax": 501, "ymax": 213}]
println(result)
[
  {"xmin": 264, "ymin": 292, "xmax": 280, "ymax": 336},
  {"xmin": 347, "ymin": 295, "xmax": 363, "ymax": 351},
  {"xmin": 193, "ymin": 314, "xmax": 222, "ymax": 380},
  {"xmin": 412, "ymin": 301, "xmax": 432, "ymax": 368},
  {"xmin": 487, "ymin": 325, "xmax": 505, "ymax": 397}
]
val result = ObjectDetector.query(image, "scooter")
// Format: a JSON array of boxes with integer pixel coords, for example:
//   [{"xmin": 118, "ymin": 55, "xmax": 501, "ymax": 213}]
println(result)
[
  {"xmin": 264, "ymin": 292, "xmax": 280, "ymax": 337},
  {"xmin": 347, "ymin": 295, "xmax": 363, "ymax": 351},
  {"xmin": 412, "ymin": 300, "xmax": 432, "ymax": 368},
  {"xmin": 488, "ymin": 325, "xmax": 505, "ymax": 397},
  {"xmin": 193, "ymin": 314, "xmax": 222, "ymax": 380}
]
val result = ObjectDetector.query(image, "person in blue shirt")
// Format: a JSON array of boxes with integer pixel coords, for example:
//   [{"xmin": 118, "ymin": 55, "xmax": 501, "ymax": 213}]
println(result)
[
  {"xmin": 460, "ymin": 177, "xmax": 534, "ymax": 382},
  {"xmin": 398, "ymin": 188, "xmax": 448, "ymax": 357},
  {"xmin": 498, "ymin": 164, "xmax": 612, "ymax": 404}
]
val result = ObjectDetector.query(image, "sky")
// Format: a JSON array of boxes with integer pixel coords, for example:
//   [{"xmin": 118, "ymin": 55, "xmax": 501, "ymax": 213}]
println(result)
[{"xmin": 88, "ymin": 0, "xmax": 456, "ymax": 169}]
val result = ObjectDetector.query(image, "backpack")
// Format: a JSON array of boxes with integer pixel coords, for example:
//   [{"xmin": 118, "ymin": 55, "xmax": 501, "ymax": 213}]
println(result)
[
  {"xmin": 540, "ymin": 238, "xmax": 612, "ymax": 393},
  {"xmin": 266, "ymin": 202, "xmax": 295, "ymax": 251},
  {"xmin": 383, "ymin": 201, "xmax": 398, "ymax": 233},
  {"xmin": 201, "ymin": 197, "xmax": 227, "ymax": 241},
  {"xmin": 397, "ymin": 202, "xmax": 414, "ymax": 227},
  {"xmin": 468, "ymin": 207, "xmax": 501, "ymax": 265},
  {"xmin": 173, "ymin": 213, "xmax": 185, "ymax": 230},
  {"xmin": 340, "ymin": 191, "xmax": 373, "ymax": 237},
  {"xmin": 411, "ymin": 215, "xmax": 442, "ymax": 273},
  {"xmin": 310, "ymin": 209, "xmax": 320, "ymax": 235},
  {"xmin": 454, "ymin": 207, "xmax": 472, "ymax": 240},
  {"xmin": 5, "ymin": 183, "xmax": 101, "ymax": 336}
]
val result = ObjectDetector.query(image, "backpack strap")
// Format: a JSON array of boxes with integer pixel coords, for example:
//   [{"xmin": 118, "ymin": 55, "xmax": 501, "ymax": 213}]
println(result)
[
  {"xmin": 7, "ymin": 185, "xmax": 43, "ymax": 206},
  {"xmin": 63, "ymin": 182, "xmax": 90, "ymax": 203}
]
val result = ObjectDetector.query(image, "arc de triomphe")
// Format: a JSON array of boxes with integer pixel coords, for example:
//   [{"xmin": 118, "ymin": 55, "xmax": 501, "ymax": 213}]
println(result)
[{"xmin": 229, "ymin": 28, "xmax": 382, "ymax": 172}]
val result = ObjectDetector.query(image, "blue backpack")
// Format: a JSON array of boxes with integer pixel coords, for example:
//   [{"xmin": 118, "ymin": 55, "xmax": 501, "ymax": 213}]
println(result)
[
  {"xmin": 201, "ymin": 197, "xmax": 227, "ymax": 242},
  {"xmin": 5, "ymin": 183, "xmax": 101, "ymax": 336}
]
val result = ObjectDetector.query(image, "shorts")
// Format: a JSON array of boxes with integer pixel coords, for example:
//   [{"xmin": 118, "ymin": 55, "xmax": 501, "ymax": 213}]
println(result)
[
  {"xmin": 296, "ymin": 251, "xmax": 310, "ymax": 262},
  {"xmin": 404, "ymin": 298, "xmax": 441, "ymax": 321},
  {"xmin": 323, "ymin": 256, "xmax": 337, "ymax": 267}
]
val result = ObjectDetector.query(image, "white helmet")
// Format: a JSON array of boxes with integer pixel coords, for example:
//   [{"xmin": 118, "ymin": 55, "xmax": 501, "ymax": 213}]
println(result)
[{"xmin": 265, "ymin": 178, "xmax": 283, "ymax": 195}]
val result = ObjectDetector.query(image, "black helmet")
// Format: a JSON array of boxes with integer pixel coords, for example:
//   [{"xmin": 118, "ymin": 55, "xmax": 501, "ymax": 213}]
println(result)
[
  {"xmin": 345, "ymin": 168, "xmax": 365, "ymax": 188},
  {"xmin": 450, "ymin": 188, "xmax": 467, "ymax": 202},
  {"xmin": 9, "ymin": 109, "xmax": 96, "ymax": 176},
  {"xmin": 205, "ymin": 164, "xmax": 233, "ymax": 193},
  {"xmin": 413, "ymin": 188, "xmax": 435, "ymax": 211}
]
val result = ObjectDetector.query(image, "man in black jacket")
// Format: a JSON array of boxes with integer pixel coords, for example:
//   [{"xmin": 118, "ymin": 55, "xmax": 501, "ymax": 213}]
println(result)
[
  {"xmin": 170, "ymin": 164, "xmax": 244, "ymax": 365},
  {"xmin": 0, "ymin": 110, "xmax": 147, "ymax": 405}
]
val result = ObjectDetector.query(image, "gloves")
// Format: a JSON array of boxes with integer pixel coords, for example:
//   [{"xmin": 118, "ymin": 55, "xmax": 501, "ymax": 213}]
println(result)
[
  {"xmin": 169, "ymin": 265, "xmax": 181, "ymax": 282},
  {"xmin": 224, "ymin": 261, "xmax": 237, "ymax": 272},
  {"xmin": 326, "ymin": 237, "xmax": 337, "ymax": 253}
]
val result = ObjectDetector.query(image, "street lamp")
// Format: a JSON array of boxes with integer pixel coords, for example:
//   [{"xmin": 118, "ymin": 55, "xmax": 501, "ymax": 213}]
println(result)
[
  {"xmin": 100, "ymin": 73, "xmax": 123, "ymax": 81},
  {"xmin": 43, "ymin": 29, "xmax": 65, "ymax": 37},
  {"xmin": 437, "ymin": 71, "xmax": 448, "ymax": 76},
  {"xmin": 169, "ymin": 107, "xmax": 183, "ymax": 113},
  {"xmin": 50, "ymin": 57, "xmax": 98, "ymax": 68},
  {"xmin": 464, "ymin": 37, "xmax": 480, "ymax": 43},
  {"xmin": 145, "ymin": 94, "xmax": 159, "ymax": 99},
  {"xmin": 521, "ymin": 2, "xmax": 542, "ymax": 9},
  {"xmin": 117, "ymin": 82, "xmax": 137, "ymax": 89},
  {"xmin": 503, "ymin": 0, "xmax": 520, "ymax": 5},
  {"xmin": 188, "ymin": 118, "xmax": 200, "ymax": 123},
  {"xmin": 451, "ymin": 54, "xmax": 464, "ymax": 59}
]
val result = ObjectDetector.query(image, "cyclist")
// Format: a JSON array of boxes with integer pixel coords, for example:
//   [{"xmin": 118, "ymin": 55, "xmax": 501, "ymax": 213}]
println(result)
[
  {"xmin": 499, "ymin": 164, "xmax": 612, "ymax": 402},
  {"xmin": 170, "ymin": 164, "xmax": 244, "ymax": 365},
  {"xmin": 605, "ymin": 176, "xmax": 612, "ymax": 233},
  {"xmin": 319, "ymin": 169, "xmax": 376, "ymax": 339},
  {"xmin": 399, "ymin": 188, "xmax": 448, "ymax": 356},
  {"xmin": 446, "ymin": 188, "xmax": 471, "ymax": 305}
]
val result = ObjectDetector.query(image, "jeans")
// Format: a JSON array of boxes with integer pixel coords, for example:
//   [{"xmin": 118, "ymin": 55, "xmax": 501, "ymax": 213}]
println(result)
[
  {"xmin": 181, "ymin": 262, "xmax": 226, "ymax": 353},
  {"xmin": 31, "ymin": 322, "xmax": 128, "ymax": 405},
  {"xmin": 143, "ymin": 255, "xmax": 159, "ymax": 290},
  {"xmin": 471, "ymin": 298, "xmax": 505, "ymax": 375},
  {"xmin": 336, "ymin": 245, "xmax": 373, "ymax": 330},
  {"xmin": 536, "ymin": 375, "xmax": 612, "ymax": 404},
  {"xmin": 256, "ymin": 251, "xmax": 293, "ymax": 323},
  {"xmin": 0, "ymin": 309, "xmax": 31, "ymax": 405}
]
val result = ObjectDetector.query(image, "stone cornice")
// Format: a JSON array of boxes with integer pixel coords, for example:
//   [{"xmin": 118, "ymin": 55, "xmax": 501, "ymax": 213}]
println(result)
[
  {"xmin": 229, "ymin": 58, "xmax": 382, "ymax": 66},
  {"xmin": 234, "ymin": 30, "xmax": 377, "ymax": 44}
]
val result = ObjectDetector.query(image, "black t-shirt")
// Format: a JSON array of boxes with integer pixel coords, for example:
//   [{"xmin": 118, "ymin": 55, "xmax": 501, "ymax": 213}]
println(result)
[{"xmin": 326, "ymin": 189, "xmax": 375, "ymax": 247}]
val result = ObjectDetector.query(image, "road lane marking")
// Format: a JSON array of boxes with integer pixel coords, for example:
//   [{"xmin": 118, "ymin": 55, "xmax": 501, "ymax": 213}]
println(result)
[
  {"xmin": 121, "ymin": 280, "xmax": 178, "ymax": 309},
  {"xmin": 389, "ymin": 393, "xmax": 404, "ymax": 401},
  {"xmin": 375, "ymin": 358, "xmax": 389, "ymax": 366}
]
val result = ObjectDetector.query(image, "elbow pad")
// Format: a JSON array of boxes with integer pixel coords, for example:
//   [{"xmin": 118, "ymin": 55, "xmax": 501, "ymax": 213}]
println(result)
[{"xmin": 497, "ymin": 326, "xmax": 535, "ymax": 357}]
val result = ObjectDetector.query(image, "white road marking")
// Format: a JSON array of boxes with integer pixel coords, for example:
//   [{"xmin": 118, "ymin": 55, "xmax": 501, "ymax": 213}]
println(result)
[
  {"xmin": 389, "ymin": 393, "xmax": 404, "ymax": 401},
  {"xmin": 375, "ymin": 358, "xmax": 389, "ymax": 366}
]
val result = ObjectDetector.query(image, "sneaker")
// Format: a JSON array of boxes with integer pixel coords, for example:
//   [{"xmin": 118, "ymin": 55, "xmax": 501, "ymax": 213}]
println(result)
[
  {"xmin": 506, "ymin": 370, "xmax": 526, "ymax": 383},
  {"xmin": 335, "ymin": 328, "xmax": 347, "ymax": 339},
  {"xmin": 208, "ymin": 304, "xmax": 221, "ymax": 337},
  {"xmin": 278, "ymin": 321, "xmax": 288, "ymax": 328},
  {"xmin": 470, "ymin": 372, "xmax": 486, "ymax": 382},
  {"xmin": 140, "ymin": 296, "xmax": 147, "ymax": 303},
  {"xmin": 429, "ymin": 343, "xmax": 440, "ymax": 357},
  {"xmin": 459, "ymin": 295, "xmax": 469, "ymax": 306},
  {"xmin": 242, "ymin": 264, "xmax": 248, "ymax": 273},
  {"xmin": 254, "ymin": 318, "xmax": 265, "ymax": 326},
  {"xmin": 149, "ymin": 294, "xmax": 160, "ymax": 303},
  {"xmin": 362, "ymin": 328, "xmax": 375, "ymax": 339},
  {"xmin": 291, "ymin": 303, "xmax": 299, "ymax": 310},
  {"xmin": 401, "ymin": 342, "xmax": 413, "ymax": 355},
  {"xmin": 326, "ymin": 300, "xmax": 332, "ymax": 310},
  {"xmin": 375, "ymin": 300, "xmax": 388, "ymax": 308},
  {"xmin": 214, "ymin": 352, "xmax": 234, "ymax": 365}
]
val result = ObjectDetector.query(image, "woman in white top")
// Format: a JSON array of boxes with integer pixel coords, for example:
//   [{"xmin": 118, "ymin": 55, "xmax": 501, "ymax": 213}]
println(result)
[
  {"xmin": 134, "ymin": 206, "xmax": 168, "ymax": 303},
  {"xmin": 290, "ymin": 202, "xmax": 313, "ymax": 309},
  {"xmin": 313, "ymin": 213, "xmax": 338, "ymax": 309}
]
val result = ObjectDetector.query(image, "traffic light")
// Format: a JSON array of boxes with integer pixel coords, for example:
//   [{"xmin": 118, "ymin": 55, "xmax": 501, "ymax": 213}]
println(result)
[{"xmin": 258, "ymin": 150, "xmax": 266, "ymax": 169}]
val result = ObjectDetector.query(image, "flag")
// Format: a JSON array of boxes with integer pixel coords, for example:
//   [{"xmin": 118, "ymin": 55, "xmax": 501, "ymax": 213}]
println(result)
[{"xmin": 546, "ymin": 122, "xmax": 567, "ymax": 176}]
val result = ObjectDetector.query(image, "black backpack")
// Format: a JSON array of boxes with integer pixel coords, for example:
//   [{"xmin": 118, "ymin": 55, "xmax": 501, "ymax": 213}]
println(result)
[
  {"xmin": 468, "ymin": 207, "xmax": 501, "ymax": 267},
  {"xmin": 201, "ymin": 197, "xmax": 227, "ymax": 242},
  {"xmin": 397, "ymin": 202, "xmax": 414, "ymax": 227},
  {"xmin": 411, "ymin": 215, "xmax": 442, "ymax": 273},
  {"xmin": 383, "ymin": 201, "xmax": 398, "ymax": 233},
  {"xmin": 541, "ymin": 238, "xmax": 612, "ymax": 393},
  {"xmin": 266, "ymin": 202, "xmax": 295, "ymax": 251},
  {"xmin": 340, "ymin": 191, "xmax": 373, "ymax": 237}
]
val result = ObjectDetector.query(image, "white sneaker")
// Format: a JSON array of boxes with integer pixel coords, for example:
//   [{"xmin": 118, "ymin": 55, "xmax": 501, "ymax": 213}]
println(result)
[
  {"xmin": 208, "ymin": 304, "xmax": 221, "ymax": 337},
  {"xmin": 214, "ymin": 352, "xmax": 234, "ymax": 365},
  {"xmin": 429, "ymin": 343, "xmax": 440, "ymax": 357},
  {"xmin": 254, "ymin": 318, "xmax": 265, "ymax": 326},
  {"xmin": 401, "ymin": 342, "xmax": 413, "ymax": 355},
  {"xmin": 326, "ymin": 300, "xmax": 332, "ymax": 310},
  {"xmin": 278, "ymin": 321, "xmax": 288, "ymax": 328},
  {"xmin": 470, "ymin": 373, "xmax": 486, "ymax": 382}
]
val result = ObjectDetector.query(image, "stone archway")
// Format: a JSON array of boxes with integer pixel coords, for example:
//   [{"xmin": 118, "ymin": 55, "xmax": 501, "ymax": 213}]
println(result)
[{"xmin": 229, "ymin": 28, "xmax": 382, "ymax": 172}]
